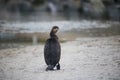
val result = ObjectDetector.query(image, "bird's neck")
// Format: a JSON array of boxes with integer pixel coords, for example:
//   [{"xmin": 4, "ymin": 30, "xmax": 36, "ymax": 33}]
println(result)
[{"xmin": 50, "ymin": 31, "xmax": 58, "ymax": 39}]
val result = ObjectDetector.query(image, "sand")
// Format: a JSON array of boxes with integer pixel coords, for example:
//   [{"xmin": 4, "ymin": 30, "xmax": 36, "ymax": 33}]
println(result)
[{"xmin": 0, "ymin": 36, "xmax": 120, "ymax": 80}]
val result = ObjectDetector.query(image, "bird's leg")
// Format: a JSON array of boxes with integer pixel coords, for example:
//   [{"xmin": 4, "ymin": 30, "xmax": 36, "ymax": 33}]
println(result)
[
  {"xmin": 46, "ymin": 65, "xmax": 54, "ymax": 71},
  {"xmin": 56, "ymin": 63, "xmax": 60, "ymax": 70}
]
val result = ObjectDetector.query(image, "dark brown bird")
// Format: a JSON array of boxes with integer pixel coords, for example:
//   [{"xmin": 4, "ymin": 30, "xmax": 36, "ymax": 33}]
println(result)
[{"xmin": 44, "ymin": 26, "xmax": 61, "ymax": 71}]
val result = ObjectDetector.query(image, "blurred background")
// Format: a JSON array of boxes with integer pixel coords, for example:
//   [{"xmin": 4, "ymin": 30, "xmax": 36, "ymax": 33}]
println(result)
[
  {"xmin": 0, "ymin": 0, "xmax": 120, "ymax": 49},
  {"xmin": 0, "ymin": 0, "xmax": 120, "ymax": 21}
]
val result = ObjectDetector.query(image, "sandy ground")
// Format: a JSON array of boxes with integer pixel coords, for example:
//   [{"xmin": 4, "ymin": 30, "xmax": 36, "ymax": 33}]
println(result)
[{"xmin": 0, "ymin": 36, "xmax": 120, "ymax": 80}]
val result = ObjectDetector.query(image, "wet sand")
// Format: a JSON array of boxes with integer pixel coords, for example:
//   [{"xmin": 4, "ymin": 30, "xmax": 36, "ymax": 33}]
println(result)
[{"xmin": 0, "ymin": 35, "xmax": 120, "ymax": 80}]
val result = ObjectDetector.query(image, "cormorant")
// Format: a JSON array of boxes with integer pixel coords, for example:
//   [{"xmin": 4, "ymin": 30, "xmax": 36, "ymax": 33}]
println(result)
[{"xmin": 44, "ymin": 26, "xmax": 61, "ymax": 71}]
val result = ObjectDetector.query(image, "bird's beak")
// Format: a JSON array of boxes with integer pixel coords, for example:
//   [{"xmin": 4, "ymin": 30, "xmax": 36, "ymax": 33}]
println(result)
[{"xmin": 53, "ymin": 28, "xmax": 58, "ymax": 33}]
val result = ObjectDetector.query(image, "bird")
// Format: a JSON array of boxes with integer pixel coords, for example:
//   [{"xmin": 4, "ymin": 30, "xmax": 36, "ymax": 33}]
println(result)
[{"xmin": 44, "ymin": 26, "xmax": 61, "ymax": 71}]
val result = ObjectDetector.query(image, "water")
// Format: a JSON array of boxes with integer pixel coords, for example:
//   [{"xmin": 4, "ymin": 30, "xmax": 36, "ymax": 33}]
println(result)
[{"xmin": 2, "ymin": 20, "xmax": 112, "ymax": 33}]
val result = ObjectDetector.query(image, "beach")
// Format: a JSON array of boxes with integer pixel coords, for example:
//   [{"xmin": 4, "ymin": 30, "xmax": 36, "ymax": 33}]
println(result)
[{"xmin": 0, "ymin": 35, "xmax": 120, "ymax": 80}]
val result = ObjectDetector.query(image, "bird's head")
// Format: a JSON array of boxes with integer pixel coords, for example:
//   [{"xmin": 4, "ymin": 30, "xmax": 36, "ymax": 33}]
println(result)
[{"xmin": 52, "ymin": 26, "xmax": 59, "ymax": 33}]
